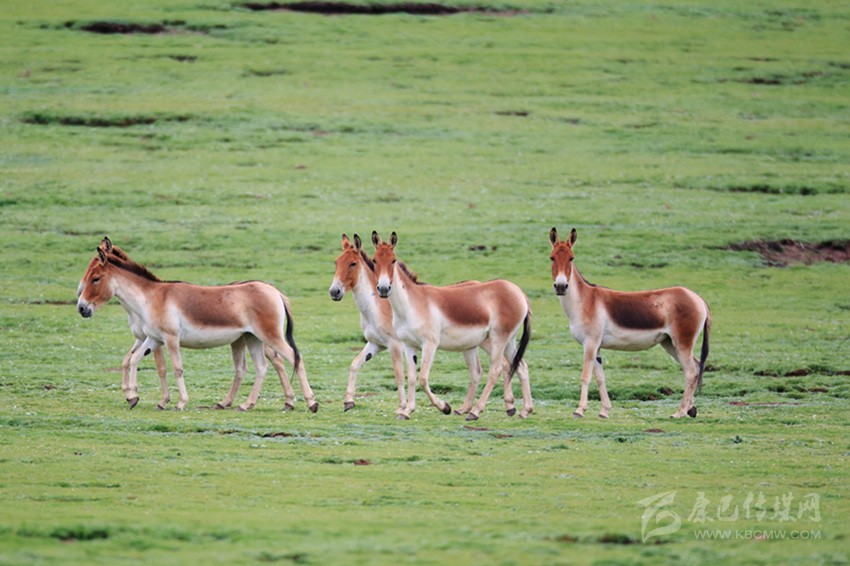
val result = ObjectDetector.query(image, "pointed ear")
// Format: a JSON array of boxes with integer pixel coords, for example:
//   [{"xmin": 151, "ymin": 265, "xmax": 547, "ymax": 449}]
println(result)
[
  {"xmin": 97, "ymin": 247, "xmax": 107, "ymax": 265},
  {"xmin": 389, "ymin": 231, "xmax": 398, "ymax": 248},
  {"xmin": 341, "ymin": 233, "xmax": 352, "ymax": 250},
  {"xmin": 569, "ymin": 228, "xmax": 577, "ymax": 246},
  {"xmin": 99, "ymin": 236, "xmax": 113, "ymax": 254},
  {"xmin": 353, "ymin": 234, "xmax": 362, "ymax": 251},
  {"xmin": 371, "ymin": 231, "xmax": 381, "ymax": 248},
  {"xmin": 549, "ymin": 227, "xmax": 559, "ymax": 246}
]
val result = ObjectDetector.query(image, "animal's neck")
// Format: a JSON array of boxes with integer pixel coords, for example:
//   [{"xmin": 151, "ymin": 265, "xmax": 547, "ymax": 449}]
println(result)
[
  {"xmin": 559, "ymin": 263, "xmax": 590, "ymax": 317},
  {"xmin": 386, "ymin": 262, "xmax": 415, "ymax": 318},
  {"xmin": 351, "ymin": 265, "xmax": 380, "ymax": 315},
  {"xmin": 111, "ymin": 270, "xmax": 157, "ymax": 319}
]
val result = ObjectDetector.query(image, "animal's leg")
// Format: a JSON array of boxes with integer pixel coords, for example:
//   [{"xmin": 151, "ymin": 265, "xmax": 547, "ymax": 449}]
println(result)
[
  {"xmin": 163, "ymin": 336, "xmax": 188, "ymax": 411},
  {"xmin": 399, "ymin": 344, "xmax": 418, "ymax": 419},
  {"xmin": 153, "ymin": 347, "xmax": 169, "ymax": 410},
  {"xmin": 455, "ymin": 348, "xmax": 482, "ymax": 415},
  {"xmin": 663, "ymin": 338, "xmax": 700, "ymax": 418},
  {"xmin": 417, "ymin": 342, "xmax": 451, "ymax": 416},
  {"xmin": 126, "ymin": 336, "xmax": 160, "ymax": 409},
  {"xmin": 593, "ymin": 354, "xmax": 612, "ymax": 419},
  {"xmin": 344, "ymin": 342, "xmax": 383, "ymax": 412},
  {"xmin": 266, "ymin": 345, "xmax": 296, "ymax": 411},
  {"xmin": 121, "ymin": 339, "xmax": 143, "ymax": 397},
  {"xmin": 268, "ymin": 337, "xmax": 318, "ymax": 413},
  {"xmin": 467, "ymin": 339, "xmax": 510, "ymax": 421},
  {"xmin": 503, "ymin": 338, "xmax": 533, "ymax": 418},
  {"xmin": 216, "ymin": 338, "xmax": 247, "ymax": 410},
  {"xmin": 239, "ymin": 336, "xmax": 269, "ymax": 411},
  {"xmin": 502, "ymin": 354, "xmax": 517, "ymax": 417},
  {"xmin": 387, "ymin": 340, "xmax": 407, "ymax": 416},
  {"xmin": 574, "ymin": 341, "xmax": 599, "ymax": 418}
]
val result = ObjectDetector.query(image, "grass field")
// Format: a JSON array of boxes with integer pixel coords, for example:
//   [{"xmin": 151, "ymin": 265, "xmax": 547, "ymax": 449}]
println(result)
[{"xmin": 1, "ymin": 1, "xmax": 848, "ymax": 564}]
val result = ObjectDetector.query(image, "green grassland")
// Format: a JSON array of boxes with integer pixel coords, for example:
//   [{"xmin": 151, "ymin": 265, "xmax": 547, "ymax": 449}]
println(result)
[{"xmin": 1, "ymin": 1, "xmax": 848, "ymax": 564}]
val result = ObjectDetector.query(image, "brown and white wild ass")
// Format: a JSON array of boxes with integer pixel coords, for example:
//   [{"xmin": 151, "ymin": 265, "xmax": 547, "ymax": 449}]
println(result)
[
  {"xmin": 548, "ymin": 227, "xmax": 711, "ymax": 419},
  {"xmin": 99, "ymin": 240, "xmax": 294, "ymax": 411},
  {"xmin": 77, "ymin": 237, "xmax": 317, "ymax": 412},
  {"xmin": 371, "ymin": 231, "xmax": 533, "ymax": 421},
  {"xmin": 328, "ymin": 233, "xmax": 495, "ymax": 418}
]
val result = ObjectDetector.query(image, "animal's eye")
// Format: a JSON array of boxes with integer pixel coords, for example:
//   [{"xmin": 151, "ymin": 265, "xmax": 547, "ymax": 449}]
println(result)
[
  {"xmin": 350, "ymin": 262, "xmax": 357, "ymax": 268},
  {"xmin": 549, "ymin": 257, "xmax": 555, "ymax": 262},
  {"xmin": 93, "ymin": 277, "xmax": 101, "ymax": 284},
  {"xmin": 391, "ymin": 259, "xmax": 397, "ymax": 264}
]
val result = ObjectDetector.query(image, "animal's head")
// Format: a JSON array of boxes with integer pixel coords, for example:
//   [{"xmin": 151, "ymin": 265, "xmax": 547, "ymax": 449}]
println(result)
[
  {"xmin": 329, "ymin": 233, "xmax": 370, "ymax": 301},
  {"xmin": 76, "ymin": 237, "xmax": 117, "ymax": 318},
  {"xmin": 549, "ymin": 227, "xmax": 577, "ymax": 296},
  {"xmin": 371, "ymin": 231, "xmax": 398, "ymax": 299}
]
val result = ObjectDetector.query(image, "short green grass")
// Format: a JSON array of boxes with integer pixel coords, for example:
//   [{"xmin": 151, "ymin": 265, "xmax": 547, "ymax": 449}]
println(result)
[{"xmin": 1, "ymin": 1, "xmax": 848, "ymax": 564}]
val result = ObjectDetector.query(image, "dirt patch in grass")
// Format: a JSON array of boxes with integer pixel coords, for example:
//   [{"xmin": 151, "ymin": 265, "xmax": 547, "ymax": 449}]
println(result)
[
  {"xmin": 726, "ymin": 239, "xmax": 850, "ymax": 266},
  {"xmin": 240, "ymin": 1, "xmax": 522, "ymax": 16},
  {"xmin": 21, "ymin": 111, "xmax": 191, "ymax": 128}
]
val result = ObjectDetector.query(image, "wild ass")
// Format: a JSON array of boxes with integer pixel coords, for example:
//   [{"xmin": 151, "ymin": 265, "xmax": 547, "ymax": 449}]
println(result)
[
  {"xmin": 328, "ymin": 233, "xmax": 496, "ymax": 418},
  {"xmin": 548, "ymin": 227, "xmax": 711, "ymax": 418},
  {"xmin": 371, "ymin": 231, "xmax": 533, "ymax": 421},
  {"xmin": 77, "ymin": 237, "xmax": 317, "ymax": 412}
]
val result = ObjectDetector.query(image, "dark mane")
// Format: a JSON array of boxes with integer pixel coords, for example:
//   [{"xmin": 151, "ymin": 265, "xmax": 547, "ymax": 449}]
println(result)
[
  {"xmin": 107, "ymin": 255, "xmax": 162, "ymax": 282},
  {"xmin": 397, "ymin": 261, "xmax": 424, "ymax": 285},
  {"xmin": 360, "ymin": 250, "xmax": 375, "ymax": 272}
]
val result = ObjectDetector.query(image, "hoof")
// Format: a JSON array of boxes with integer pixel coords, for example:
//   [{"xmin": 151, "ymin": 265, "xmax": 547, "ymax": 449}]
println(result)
[
  {"xmin": 343, "ymin": 401, "xmax": 355, "ymax": 412},
  {"xmin": 397, "ymin": 413, "xmax": 410, "ymax": 420},
  {"xmin": 441, "ymin": 403, "xmax": 452, "ymax": 415},
  {"xmin": 309, "ymin": 402, "xmax": 319, "ymax": 414},
  {"xmin": 128, "ymin": 397, "xmax": 139, "ymax": 410},
  {"xmin": 156, "ymin": 403, "xmax": 167, "ymax": 411},
  {"xmin": 465, "ymin": 412, "xmax": 479, "ymax": 421},
  {"xmin": 573, "ymin": 411, "xmax": 584, "ymax": 419},
  {"xmin": 598, "ymin": 413, "xmax": 609, "ymax": 419},
  {"xmin": 236, "ymin": 405, "xmax": 248, "ymax": 412},
  {"xmin": 506, "ymin": 407, "xmax": 517, "ymax": 417},
  {"xmin": 688, "ymin": 406, "xmax": 697, "ymax": 418},
  {"xmin": 213, "ymin": 403, "xmax": 227, "ymax": 410},
  {"xmin": 283, "ymin": 402, "xmax": 295, "ymax": 412},
  {"xmin": 453, "ymin": 410, "xmax": 464, "ymax": 416}
]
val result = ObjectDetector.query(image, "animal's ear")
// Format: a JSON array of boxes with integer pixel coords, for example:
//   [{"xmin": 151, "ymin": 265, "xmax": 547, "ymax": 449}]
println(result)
[
  {"xmin": 97, "ymin": 247, "xmax": 107, "ymax": 265},
  {"xmin": 549, "ymin": 227, "xmax": 559, "ymax": 246},
  {"xmin": 371, "ymin": 231, "xmax": 381, "ymax": 248},
  {"xmin": 389, "ymin": 231, "xmax": 398, "ymax": 248},
  {"xmin": 569, "ymin": 228, "xmax": 577, "ymax": 246},
  {"xmin": 353, "ymin": 234, "xmax": 362, "ymax": 251},
  {"xmin": 100, "ymin": 236, "xmax": 113, "ymax": 253},
  {"xmin": 341, "ymin": 233, "xmax": 352, "ymax": 250}
]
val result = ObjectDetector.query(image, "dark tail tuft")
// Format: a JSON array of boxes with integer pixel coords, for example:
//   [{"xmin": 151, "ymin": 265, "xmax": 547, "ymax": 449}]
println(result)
[
  {"xmin": 284, "ymin": 300, "xmax": 301, "ymax": 371},
  {"xmin": 696, "ymin": 313, "xmax": 710, "ymax": 395},
  {"xmin": 509, "ymin": 311, "xmax": 531, "ymax": 377}
]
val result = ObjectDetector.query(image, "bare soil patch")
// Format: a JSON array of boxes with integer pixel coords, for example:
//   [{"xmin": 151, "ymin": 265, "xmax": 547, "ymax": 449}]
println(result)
[
  {"xmin": 241, "ymin": 1, "xmax": 520, "ymax": 16},
  {"xmin": 726, "ymin": 239, "xmax": 850, "ymax": 266}
]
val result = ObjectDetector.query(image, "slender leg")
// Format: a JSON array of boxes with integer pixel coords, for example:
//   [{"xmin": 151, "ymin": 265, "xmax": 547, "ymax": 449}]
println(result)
[
  {"xmin": 153, "ymin": 348, "xmax": 169, "ymax": 410},
  {"xmin": 502, "ymin": 354, "xmax": 517, "ymax": 417},
  {"xmin": 417, "ymin": 342, "xmax": 451, "ymax": 415},
  {"xmin": 343, "ymin": 342, "xmax": 383, "ymax": 412},
  {"xmin": 663, "ymin": 338, "xmax": 700, "ymax": 418},
  {"xmin": 467, "ymin": 338, "xmax": 510, "ymax": 420},
  {"xmin": 399, "ymin": 344, "xmax": 418, "ymax": 419},
  {"xmin": 503, "ymin": 338, "xmax": 533, "ymax": 418},
  {"xmin": 125, "ymin": 336, "xmax": 161, "ymax": 409},
  {"xmin": 267, "ymin": 337, "xmax": 318, "ymax": 413},
  {"xmin": 574, "ymin": 341, "xmax": 599, "ymax": 418},
  {"xmin": 216, "ymin": 338, "xmax": 247, "ymax": 409},
  {"xmin": 239, "ymin": 335, "xmax": 269, "ymax": 411},
  {"xmin": 162, "ymin": 336, "xmax": 188, "ymax": 410},
  {"xmin": 593, "ymin": 354, "xmax": 612, "ymax": 418},
  {"xmin": 121, "ymin": 339, "xmax": 142, "ymax": 398},
  {"xmin": 387, "ymin": 340, "xmax": 407, "ymax": 416},
  {"xmin": 266, "ymin": 345, "xmax": 296, "ymax": 411},
  {"xmin": 455, "ymin": 348, "xmax": 482, "ymax": 415}
]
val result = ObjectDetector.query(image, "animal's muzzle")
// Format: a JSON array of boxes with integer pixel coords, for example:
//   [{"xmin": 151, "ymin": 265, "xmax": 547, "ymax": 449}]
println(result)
[
  {"xmin": 329, "ymin": 286, "xmax": 344, "ymax": 301},
  {"xmin": 78, "ymin": 303, "xmax": 93, "ymax": 318},
  {"xmin": 553, "ymin": 283, "xmax": 568, "ymax": 296},
  {"xmin": 376, "ymin": 284, "xmax": 391, "ymax": 299}
]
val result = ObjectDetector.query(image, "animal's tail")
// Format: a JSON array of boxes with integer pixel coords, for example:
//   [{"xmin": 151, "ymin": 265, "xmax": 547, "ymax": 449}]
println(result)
[
  {"xmin": 696, "ymin": 307, "xmax": 711, "ymax": 394},
  {"xmin": 281, "ymin": 294, "xmax": 301, "ymax": 371},
  {"xmin": 509, "ymin": 309, "xmax": 532, "ymax": 377}
]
